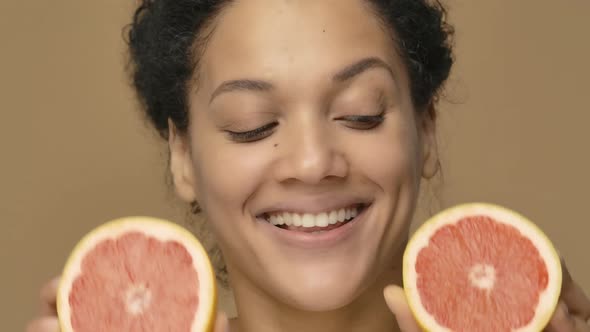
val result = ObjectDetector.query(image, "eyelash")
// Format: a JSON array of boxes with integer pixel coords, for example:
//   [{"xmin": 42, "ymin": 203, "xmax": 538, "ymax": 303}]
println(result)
[
  {"xmin": 336, "ymin": 113, "xmax": 385, "ymax": 130},
  {"xmin": 226, "ymin": 105, "xmax": 386, "ymax": 143},
  {"xmin": 336, "ymin": 102, "xmax": 387, "ymax": 130},
  {"xmin": 226, "ymin": 122, "xmax": 279, "ymax": 143}
]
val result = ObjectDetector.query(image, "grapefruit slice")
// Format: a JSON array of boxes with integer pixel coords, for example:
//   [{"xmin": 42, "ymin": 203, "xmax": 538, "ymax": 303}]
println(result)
[
  {"xmin": 56, "ymin": 216, "xmax": 217, "ymax": 332},
  {"xmin": 403, "ymin": 203, "xmax": 562, "ymax": 332}
]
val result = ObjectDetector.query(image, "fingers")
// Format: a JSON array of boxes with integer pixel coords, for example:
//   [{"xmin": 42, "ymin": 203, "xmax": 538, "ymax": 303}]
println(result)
[
  {"xmin": 214, "ymin": 311, "xmax": 230, "ymax": 332},
  {"xmin": 546, "ymin": 302, "xmax": 576, "ymax": 332},
  {"xmin": 384, "ymin": 285, "xmax": 422, "ymax": 332},
  {"xmin": 560, "ymin": 260, "xmax": 590, "ymax": 320},
  {"xmin": 25, "ymin": 316, "xmax": 59, "ymax": 332},
  {"xmin": 39, "ymin": 276, "xmax": 60, "ymax": 316},
  {"xmin": 546, "ymin": 261, "xmax": 590, "ymax": 332},
  {"xmin": 545, "ymin": 301, "xmax": 590, "ymax": 332},
  {"xmin": 27, "ymin": 277, "xmax": 61, "ymax": 331},
  {"xmin": 563, "ymin": 282, "xmax": 590, "ymax": 321},
  {"xmin": 571, "ymin": 316, "xmax": 590, "ymax": 332}
]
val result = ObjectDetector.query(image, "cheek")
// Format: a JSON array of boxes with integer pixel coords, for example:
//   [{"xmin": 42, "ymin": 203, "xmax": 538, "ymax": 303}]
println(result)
[
  {"xmin": 191, "ymin": 139, "xmax": 270, "ymax": 219},
  {"xmin": 186, "ymin": 105, "xmax": 267, "ymax": 221},
  {"xmin": 350, "ymin": 113, "xmax": 422, "ymax": 192}
]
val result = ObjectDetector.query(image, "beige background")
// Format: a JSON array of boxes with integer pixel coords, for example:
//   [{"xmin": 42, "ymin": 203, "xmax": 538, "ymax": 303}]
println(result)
[{"xmin": 2, "ymin": 1, "xmax": 589, "ymax": 330}]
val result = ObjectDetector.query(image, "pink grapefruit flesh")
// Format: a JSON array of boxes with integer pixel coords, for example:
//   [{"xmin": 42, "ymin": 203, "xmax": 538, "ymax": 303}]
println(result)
[
  {"xmin": 57, "ymin": 216, "xmax": 217, "ymax": 332},
  {"xmin": 403, "ymin": 203, "xmax": 562, "ymax": 332}
]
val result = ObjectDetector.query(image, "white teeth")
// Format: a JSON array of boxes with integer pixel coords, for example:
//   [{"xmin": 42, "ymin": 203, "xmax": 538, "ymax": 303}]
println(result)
[
  {"xmin": 337, "ymin": 209, "xmax": 346, "ymax": 222},
  {"xmin": 270, "ymin": 215, "xmax": 279, "ymax": 225},
  {"xmin": 283, "ymin": 213, "xmax": 292, "ymax": 226},
  {"xmin": 293, "ymin": 214, "xmax": 302, "ymax": 227},
  {"xmin": 328, "ymin": 211, "xmax": 338, "ymax": 225},
  {"xmin": 270, "ymin": 215, "xmax": 286, "ymax": 226},
  {"xmin": 316, "ymin": 213, "xmax": 329, "ymax": 227},
  {"xmin": 266, "ymin": 206, "xmax": 362, "ymax": 228},
  {"xmin": 302, "ymin": 214, "xmax": 314, "ymax": 227}
]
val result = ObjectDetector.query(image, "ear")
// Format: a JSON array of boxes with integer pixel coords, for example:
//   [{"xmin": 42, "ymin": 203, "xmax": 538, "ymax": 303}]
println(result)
[
  {"xmin": 419, "ymin": 104, "xmax": 439, "ymax": 179},
  {"xmin": 168, "ymin": 119, "xmax": 198, "ymax": 203}
]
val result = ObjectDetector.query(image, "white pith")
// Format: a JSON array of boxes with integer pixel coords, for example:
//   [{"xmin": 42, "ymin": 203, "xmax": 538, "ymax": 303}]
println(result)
[
  {"xmin": 57, "ymin": 217, "xmax": 216, "ymax": 332},
  {"xmin": 468, "ymin": 264, "xmax": 496, "ymax": 293},
  {"xmin": 403, "ymin": 203, "xmax": 562, "ymax": 332},
  {"xmin": 266, "ymin": 206, "xmax": 360, "ymax": 228},
  {"xmin": 125, "ymin": 283, "xmax": 152, "ymax": 315}
]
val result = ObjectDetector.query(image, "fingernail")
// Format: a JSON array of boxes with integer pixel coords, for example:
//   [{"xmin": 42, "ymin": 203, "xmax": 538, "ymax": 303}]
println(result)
[
  {"xmin": 383, "ymin": 285, "xmax": 402, "ymax": 315},
  {"xmin": 384, "ymin": 285, "xmax": 396, "ymax": 298},
  {"xmin": 383, "ymin": 285, "xmax": 398, "ymax": 305}
]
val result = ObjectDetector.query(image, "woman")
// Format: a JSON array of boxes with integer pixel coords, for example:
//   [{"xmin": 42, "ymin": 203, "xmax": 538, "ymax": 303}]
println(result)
[{"xmin": 27, "ymin": 0, "xmax": 590, "ymax": 331}]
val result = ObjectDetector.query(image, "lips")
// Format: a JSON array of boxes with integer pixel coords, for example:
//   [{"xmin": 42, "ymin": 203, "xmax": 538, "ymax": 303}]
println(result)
[
  {"xmin": 256, "ymin": 202, "xmax": 371, "ymax": 249},
  {"xmin": 259, "ymin": 203, "xmax": 368, "ymax": 233}
]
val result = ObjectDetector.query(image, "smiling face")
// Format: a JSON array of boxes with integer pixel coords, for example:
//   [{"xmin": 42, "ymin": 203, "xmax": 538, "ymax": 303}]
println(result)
[{"xmin": 169, "ymin": 0, "xmax": 438, "ymax": 311}]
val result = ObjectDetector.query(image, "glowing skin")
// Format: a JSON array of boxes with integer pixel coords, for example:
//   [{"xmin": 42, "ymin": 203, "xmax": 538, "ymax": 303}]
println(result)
[
  {"xmin": 23, "ymin": 2, "xmax": 590, "ymax": 332},
  {"xmin": 169, "ymin": 0, "xmax": 438, "ymax": 331}
]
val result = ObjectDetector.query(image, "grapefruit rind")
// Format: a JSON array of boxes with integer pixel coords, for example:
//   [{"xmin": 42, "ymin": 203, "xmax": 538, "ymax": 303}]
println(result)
[
  {"xmin": 403, "ymin": 203, "xmax": 562, "ymax": 332},
  {"xmin": 56, "ymin": 216, "xmax": 217, "ymax": 332}
]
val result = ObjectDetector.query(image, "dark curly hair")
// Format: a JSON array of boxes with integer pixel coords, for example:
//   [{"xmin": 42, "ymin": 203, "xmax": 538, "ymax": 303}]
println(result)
[
  {"xmin": 126, "ymin": 0, "xmax": 454, "ymax": 284},
  {"xmin": 127, "ymin": 0, "xmax": 454, "ymax": 140}
]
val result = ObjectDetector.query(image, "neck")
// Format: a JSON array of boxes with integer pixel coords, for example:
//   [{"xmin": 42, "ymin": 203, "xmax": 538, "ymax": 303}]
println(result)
[{"xmin": 227, "ymin": 264, "xmax": 403, "ymax": 332}]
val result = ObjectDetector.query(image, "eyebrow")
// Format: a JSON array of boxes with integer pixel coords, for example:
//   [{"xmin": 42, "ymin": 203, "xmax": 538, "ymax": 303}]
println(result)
[
  {"xmin": 209, "ymin": 79, "xmax": 274, "ymax": 104},
  {"xmin": 333, "ymin": 57, "xmax": 395, "ymax": 82},
  {"xmin": 208, "ymin": 56, "xmax": 394, "ymax": 104}
]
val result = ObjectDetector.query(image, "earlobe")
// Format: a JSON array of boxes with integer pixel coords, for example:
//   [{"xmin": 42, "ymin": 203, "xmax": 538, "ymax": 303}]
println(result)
[
  {"xmin": 168, "ymin": 119, "xmax": 198, "ymax": 203},
  {"xmin": 420, "ymin": 105, "xmax": 440, "ymax": 180}
]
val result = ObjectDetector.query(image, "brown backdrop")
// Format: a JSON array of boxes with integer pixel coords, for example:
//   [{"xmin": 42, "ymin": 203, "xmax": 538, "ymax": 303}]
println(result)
[{"xmin": 2, "ymin": 1, "xmax": 589, "ymax": 330}]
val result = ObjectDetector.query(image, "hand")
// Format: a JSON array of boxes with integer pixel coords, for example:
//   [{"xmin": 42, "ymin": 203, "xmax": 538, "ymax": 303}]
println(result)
[
  {"xmin": 26, "ymin": 276, "xmax": 231, "ymax": 332},
  {"xmin": 544, "ymin": 258, "xmax": 590, "ymax": 332},
  {"xmin": 26, "ymin": 276, "xmax": 60, "ymax": 332},
  {"xmin": 384, "ymin": 259, "xmax": 590, "ymax": 332}
]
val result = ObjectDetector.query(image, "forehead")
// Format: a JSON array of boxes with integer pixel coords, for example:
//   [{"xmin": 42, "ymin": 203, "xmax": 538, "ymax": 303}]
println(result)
[{"xmin": 198, "ymin": 0, "xmax": 402, "ymax": 96}]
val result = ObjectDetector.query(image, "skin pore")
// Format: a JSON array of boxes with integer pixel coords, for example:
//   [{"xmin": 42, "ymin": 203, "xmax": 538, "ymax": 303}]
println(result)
[{"xmin": 168, "ymin": 0, "xmax": 438, "ymax": 331}]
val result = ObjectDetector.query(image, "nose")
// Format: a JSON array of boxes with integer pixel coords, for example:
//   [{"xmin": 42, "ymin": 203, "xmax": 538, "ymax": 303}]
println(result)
[{"xmin": 273, "ymin": 120, "xmax": 349, "ymax": 185}]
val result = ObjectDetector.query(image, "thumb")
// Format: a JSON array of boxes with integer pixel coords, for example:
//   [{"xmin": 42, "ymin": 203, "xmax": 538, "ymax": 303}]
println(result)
[
  {"xmin": 384, "ymin": 285, "xmax": 422, "ymax": 332},
  {"xmin": 214, "ymin": 311, "xmax": 230, "ymax": 332}
]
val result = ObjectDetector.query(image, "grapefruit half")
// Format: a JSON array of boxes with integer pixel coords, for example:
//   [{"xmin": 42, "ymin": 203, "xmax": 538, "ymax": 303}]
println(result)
[
  {"xmin": 56, "ymin": 216, "xmax": 217, "ymax": 332},
  {"xmin": 403, "ymin": 203, "xmax": 562, "ymax": 332}
]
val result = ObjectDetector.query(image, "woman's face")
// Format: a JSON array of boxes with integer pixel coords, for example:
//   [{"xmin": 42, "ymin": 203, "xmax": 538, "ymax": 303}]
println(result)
[{"xmin": 170, "ymin": 0, "xmax": 437, "ymax": 311}]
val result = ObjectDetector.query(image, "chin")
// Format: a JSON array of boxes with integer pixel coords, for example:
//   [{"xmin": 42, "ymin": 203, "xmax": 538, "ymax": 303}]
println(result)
[
  {"xmin": 284, "ymin": 283, "xmax": 365, "ymax": 312},
  {"xmin": 268, "ymin": 259, "xmax": 375, "ymax": 312}
]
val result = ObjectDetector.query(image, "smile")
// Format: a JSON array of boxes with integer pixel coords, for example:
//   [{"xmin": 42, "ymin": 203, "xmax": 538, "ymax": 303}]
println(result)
[{"xmin": 260, "ymin": 203, "xmax": 368, "ymax": 233}]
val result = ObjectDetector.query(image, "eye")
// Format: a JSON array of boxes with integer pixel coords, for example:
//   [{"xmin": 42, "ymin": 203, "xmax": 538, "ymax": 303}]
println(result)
[
  {"xmin": 335, "ymin": 102, "xmax": 386, "ymax": 130},
  {"xmin": 338, "ymin": 114, "xmax": 385, "ymax": 130},
  {"xmin": 225, "ymin": 122, "xmax": 278, "ymax": 143}
]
